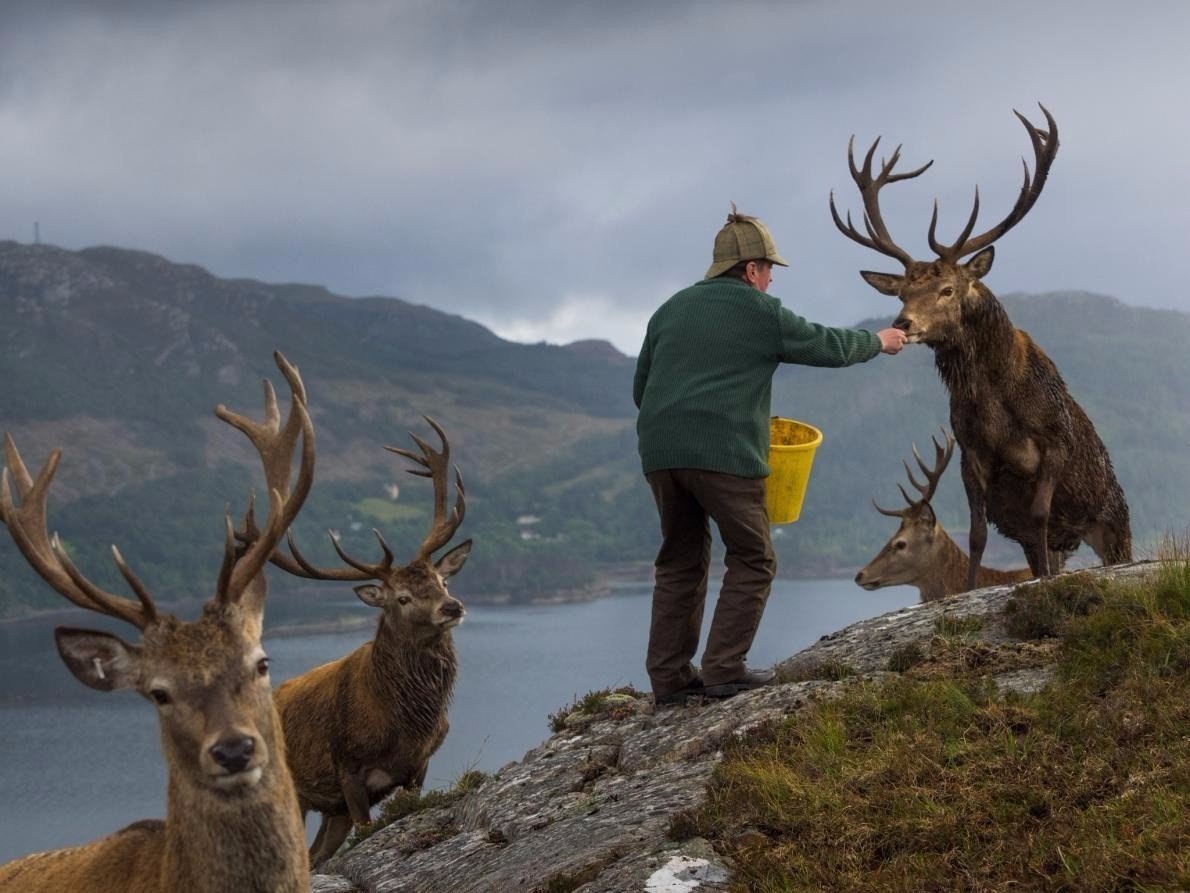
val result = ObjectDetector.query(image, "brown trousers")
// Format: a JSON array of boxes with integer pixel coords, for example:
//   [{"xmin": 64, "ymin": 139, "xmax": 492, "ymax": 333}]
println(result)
[{"xmin": 645, "ymin": 469, "xmax": 776, "ymax": 696}]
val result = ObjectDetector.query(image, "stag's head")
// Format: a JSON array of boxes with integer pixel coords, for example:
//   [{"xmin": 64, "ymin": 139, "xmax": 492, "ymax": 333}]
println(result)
[
  {"xmin": 831, "ymin": 105, "xmax": 1058, "ymax": 345},
  {"xmin": 855, "ymin": 432, "xmax": 954, "ymax": 591},
  {"xmin": 275, "ymin": 416, "xmax": 470, "ymax": 642},
  {"xmin": 0, "ymin": 352, "xmax": 314, "ymax": 795}
]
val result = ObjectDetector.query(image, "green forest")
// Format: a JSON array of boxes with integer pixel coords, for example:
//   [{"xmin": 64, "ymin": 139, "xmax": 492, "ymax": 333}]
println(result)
[{"xmin": 1, "ymin": 241, "xmax": 1187, "ymax": 616}]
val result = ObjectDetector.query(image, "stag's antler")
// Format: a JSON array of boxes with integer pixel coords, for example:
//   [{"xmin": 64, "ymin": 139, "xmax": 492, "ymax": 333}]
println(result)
[
  {"xmin": 385, "ymin": 416, "xmax": 466, "ymax": 564},
  {"xmin": 830, "ymin": 136, "xmax": 934, "ymax": 267},
  {"xmin": 268, "ymin": 416, "xmax": 465, "ymax": 582},
  {"xmin": 928, "ymin": 104, "xmax": 1059, "ymax": 261},
  {"xmin": 873, "ymin": 430, "xmax": 955, "ymax": 518},
  {"xmin": 0, "ymin": 435, "xmax": 160, "ymax": 629},
  {"xmin": 214, "ymin": 351, "xmax": 315, "ymax": 604}
]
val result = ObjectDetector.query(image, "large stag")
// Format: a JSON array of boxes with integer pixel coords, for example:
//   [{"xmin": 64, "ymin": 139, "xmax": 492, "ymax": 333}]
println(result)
[
  {"xmin": 855, "ymin": 431, "xmax": 1031, "ymax": 602},
  {"xmin": 252, "ymin": 416, "xmax": 471, "ymax": 867},
  {"xmin": 831, "ymin": 104, "xmax": 1131, "ymax": 587},
  {"xmin": 0, "ymin": 352, "xmax": 313, "ymax": 893}
]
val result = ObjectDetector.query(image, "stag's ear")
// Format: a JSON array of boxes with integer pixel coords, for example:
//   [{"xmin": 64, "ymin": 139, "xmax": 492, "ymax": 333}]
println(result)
[
  {"xmin": 860, "ymin": 270, "xmax": 903, "ymax": 296},
  {"xmin": 55, "ymin": 627, "xmax": 141, "ymax": 692},
  {"xmin": 353, "ymin": 584, "xmax": 387, "ymax": 608},
  {"xmin": 964, "ymin": 246, "xmax": 995, "ymax": 280},
  {"xmin": 436, "ymin": 539, "xmax": 472, "ymax": 579}
]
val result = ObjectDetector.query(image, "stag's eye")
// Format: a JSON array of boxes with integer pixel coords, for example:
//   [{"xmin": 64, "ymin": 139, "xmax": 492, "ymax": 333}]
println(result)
[
  {"xmin": 397, "ymin": 595, "xmax": 412, "ymax": 606},
  {"xmin": 895, "ymin": 541, "xmax": 908, "ymax": 551},
  {"xmin": 150, "ymin": 689, "xmax": 172, "ymax": 706},
  {"xmin": 940, "ymin": 286, "xmax": 955, "ymax": 298},
  {"xmin": 256, "ymin": 657, "xmax": 270, "ymax": 676}
]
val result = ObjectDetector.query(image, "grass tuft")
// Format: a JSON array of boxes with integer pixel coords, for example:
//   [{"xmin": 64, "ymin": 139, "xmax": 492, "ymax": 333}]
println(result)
[
  {"xmin": 886, "ymin": 641, "xmax": 925, "ymax": 673},
  {"xmin": 1002, "ymin": 572, "xmax": 1108, "ymax": 639},
  {"xmin": 933, "ymin": 613, "xmax": 983, "ymax": 638},
  {"xmin": 345, "ymin": 769, "xmax": 491, "ymax": 849},
  {"xmin": 547, "ymin": 685, "xmax": 644, "ymax": 733},
  {"xmin": 777, "ymin": 658, "xmax": 856, "ymax": 683}
]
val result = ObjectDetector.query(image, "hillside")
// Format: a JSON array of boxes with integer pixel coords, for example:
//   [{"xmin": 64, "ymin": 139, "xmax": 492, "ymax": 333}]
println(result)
[{"xmin": 1, "ymin": 240, "xmax": 1188, "ymax": 614}]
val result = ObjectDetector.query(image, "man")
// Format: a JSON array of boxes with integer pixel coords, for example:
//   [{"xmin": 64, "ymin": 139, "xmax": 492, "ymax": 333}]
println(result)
[{"xmin": 633, "ymin": 205, "xmax": 908, "ymax": 706}]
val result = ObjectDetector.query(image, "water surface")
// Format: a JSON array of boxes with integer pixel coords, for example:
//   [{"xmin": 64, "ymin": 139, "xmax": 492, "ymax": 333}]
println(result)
[{"xmin": 0, "ymin": 577, "xmax": 914, "ymax": 863}]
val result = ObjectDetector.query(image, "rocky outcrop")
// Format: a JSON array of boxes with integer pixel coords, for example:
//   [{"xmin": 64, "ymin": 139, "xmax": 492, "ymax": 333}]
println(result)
[{"xmin": 311, "ymin": 562, "xmax": 1158, "ymax": 892}]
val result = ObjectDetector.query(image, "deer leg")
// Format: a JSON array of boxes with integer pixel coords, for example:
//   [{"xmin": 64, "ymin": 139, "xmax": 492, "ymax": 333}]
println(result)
[
  {"xmin": 961, "ymin": 455, "xmax": 988, "ymax": 591},
  {"xmin": 1029, "ymin": 474, "xmax": 1058, "ymax": 577},
  {"xmin": 309, "ymin": 813, "xmax": 329, "ymax": 860},
  {"xmin": 310, "ymin": 813, "xmax": 353, "ymax": 867},
  {"xmin": 338, "ymin": 769, "xmax": 373, "ymax": 826}
]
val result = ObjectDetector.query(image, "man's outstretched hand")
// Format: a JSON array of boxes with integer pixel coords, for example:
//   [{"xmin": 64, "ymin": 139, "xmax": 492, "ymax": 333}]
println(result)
[{"xmin": 877, "ymin": 327, "xmax": 909, "ymax": 355}]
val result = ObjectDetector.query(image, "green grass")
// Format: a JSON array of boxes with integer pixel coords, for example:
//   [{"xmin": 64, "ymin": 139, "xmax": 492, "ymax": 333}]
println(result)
[
  {"xmin": 353, "ymin": 497, "xmax": 426, "ymax": 524},
  {"xmin": 673, "ymin": 557, "xmax": 1190, "ymax": 891}
]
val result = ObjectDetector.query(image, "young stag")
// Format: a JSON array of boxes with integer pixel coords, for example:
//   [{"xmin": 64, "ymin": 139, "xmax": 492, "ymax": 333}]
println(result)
[
  {"xmin": 255, "ymin": 417, "xmax": 471, "ymax": 867},
  {"xmin": 0, "ymin": 352, "xmax": 313, "ymax": 893},
  {"xmin": 831, "ymin": 104, "xmax": 1131, "ymax": 587},
  {"xmin": 855, "ymin": 431, "xmax": 1031, "ymax": 602}
]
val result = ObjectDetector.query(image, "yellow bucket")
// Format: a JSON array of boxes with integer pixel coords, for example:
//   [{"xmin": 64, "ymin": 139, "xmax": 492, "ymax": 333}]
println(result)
[{"xmin": 765, "ymin": 417, "xmax": 823, "ymax": 524}]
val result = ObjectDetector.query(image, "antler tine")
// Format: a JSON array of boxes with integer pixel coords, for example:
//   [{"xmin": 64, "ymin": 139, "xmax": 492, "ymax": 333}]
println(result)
[
  {"xmin": 216, "ymin": 351, "xmax": 317, "ymax": 604},
  {"xmin": 385, "ymin": 416, "xmax": 465, "ymax": 563},
  {"xmin": 1, "ymin": 440, "xmax": 158, "ymax": 630},
  {"xmin": 872, "ymin": 497, "xmax": 907, "ymax": 519},
  {"xmin": 933, "ymin": 103, "xmax": 1059, "ymax": 261},
  {"xmin": 831, "ymin": 134, "xmax": 932, "ymax": 267}
]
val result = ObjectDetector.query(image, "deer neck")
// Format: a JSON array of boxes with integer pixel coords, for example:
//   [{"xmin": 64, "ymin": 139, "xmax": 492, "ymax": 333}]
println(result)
[
  {"xmin": 369, "ymin": 615, "xmax": 458, "ymax": 731},
  {"xmin": 918, "ymin": 528, "xmax": 973, "ymax": 603},
  {"xmin": 932, "ymin": 286, "xmax": 1018, "ymax": 397},
  {"xmin": 161, "ymin": 711, "xmax": 307, "ymax": 893}
]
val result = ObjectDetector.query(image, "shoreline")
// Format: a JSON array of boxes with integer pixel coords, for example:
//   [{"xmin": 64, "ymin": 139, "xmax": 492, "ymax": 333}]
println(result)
[{"xmin": 0, "ymin": 563, "xmax": 864, "ymax": 632}]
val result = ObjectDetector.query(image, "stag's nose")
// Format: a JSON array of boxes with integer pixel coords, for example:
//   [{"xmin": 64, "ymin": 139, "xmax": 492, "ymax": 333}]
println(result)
[
  {"xmin": 209, "ymin": 736, "xmax": 256, "ymax": 773},
  {"xmin": 893, "ymin": 316, "xmax": 912, "ymax": 332},
  {"xmin": 441, "ymin": 599, "xmax": 464, "ymax": 619},
  {"xmin": 854, "ymin": 570, "xmax": 865, "ymax": 584}
]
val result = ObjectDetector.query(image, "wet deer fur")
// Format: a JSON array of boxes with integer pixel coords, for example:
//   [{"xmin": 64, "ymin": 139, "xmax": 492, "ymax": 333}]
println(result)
[
  {"xmin": 0, "ymin": 351, "xmax": 314, "ymax": 893},
  {"xmin": 831, "ymin": 104, "xmax": 1131, "ymax": 587},
  {"xmin": 254, "ymin": 416, "xmax": 471, "ymax": 866},
  {"xmin": 855, "ymin": 432, "xmax": 1031, "ymax": 602}
]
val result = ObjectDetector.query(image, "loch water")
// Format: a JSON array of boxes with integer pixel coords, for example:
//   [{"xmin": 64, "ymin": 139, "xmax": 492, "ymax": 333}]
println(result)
[{"xmin": 0, "ymin": 577, "xmax": 914, "ymax": 863}]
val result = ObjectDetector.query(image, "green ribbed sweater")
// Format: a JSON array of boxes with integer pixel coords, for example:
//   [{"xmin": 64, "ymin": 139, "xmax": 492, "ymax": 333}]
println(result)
[{"xmin": 633, "ymin": 276, "xmax": 881, "ymax": 478}]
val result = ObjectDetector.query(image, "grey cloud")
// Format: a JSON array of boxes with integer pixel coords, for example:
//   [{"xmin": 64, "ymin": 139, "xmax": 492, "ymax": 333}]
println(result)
[{"xmin": 2, "ymin": 1, "xmax": 1188, "ymax": 352}]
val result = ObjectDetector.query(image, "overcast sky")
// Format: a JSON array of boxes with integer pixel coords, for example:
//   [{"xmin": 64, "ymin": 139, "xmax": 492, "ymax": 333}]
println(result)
[{"xmin": 2, "ymin": 0, "xmax": 1187, "ymax": 354}]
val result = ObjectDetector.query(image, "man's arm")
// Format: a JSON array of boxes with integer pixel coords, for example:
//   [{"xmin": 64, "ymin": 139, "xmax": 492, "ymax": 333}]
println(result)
[{"xmin": 776, "ymin": 305, "xmax": 906, "ymax": 365}]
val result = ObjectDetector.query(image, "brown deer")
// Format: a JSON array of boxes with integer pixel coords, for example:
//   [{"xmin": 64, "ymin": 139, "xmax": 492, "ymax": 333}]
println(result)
[
  {"xmin": 855, "ymin": 431, "xmax": 1032, "ymax": 602},
  {"xmin": 0, "ymin": 352, "xmax": 313, "ymax": 893},
  {"xmin": 831, "ymin": 104, "xmax": 1132, "ymax": 588},
  {"xmin": 250, "ymin": 416, "xmax": 471, "ymax": 867}
]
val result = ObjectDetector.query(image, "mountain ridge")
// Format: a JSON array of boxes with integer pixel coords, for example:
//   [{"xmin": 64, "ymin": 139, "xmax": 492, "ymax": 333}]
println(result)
[{"xmin": 1, "ymin": 240, "xmax": 1186, "ymax": 614}]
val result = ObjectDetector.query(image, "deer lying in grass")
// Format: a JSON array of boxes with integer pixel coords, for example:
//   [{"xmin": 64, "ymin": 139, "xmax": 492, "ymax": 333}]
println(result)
[
  {"xmin": 855, "ymin": 432, "xmax": 1031, "ymax": 602},
  {"xmin": 0, "ymin": 352, "xmax": 313, "ymax": 893},
  {"xmin": 832, "ymin": 104, "xmax": 1131, "ymax": 587},
  {"xmin": 248, "ymin": 416, "xmax": 471, "ymax": 867}
]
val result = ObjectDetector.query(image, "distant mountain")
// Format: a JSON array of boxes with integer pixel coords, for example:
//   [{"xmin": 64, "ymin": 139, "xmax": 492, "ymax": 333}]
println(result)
[{"xmin": 0, "ymin": 241, "xmax": 1186, "ymax": 615}]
